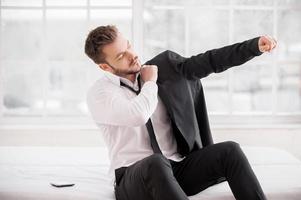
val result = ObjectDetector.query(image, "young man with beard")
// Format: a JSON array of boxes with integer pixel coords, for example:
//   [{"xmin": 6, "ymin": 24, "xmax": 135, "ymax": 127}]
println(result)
[{"xmin": 85, "ymin": 25, "xmax": 276, "ymax": 200}]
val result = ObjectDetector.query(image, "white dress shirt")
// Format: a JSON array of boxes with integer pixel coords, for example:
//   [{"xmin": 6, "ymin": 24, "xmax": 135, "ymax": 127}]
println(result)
[{"xmin": 86, "ymin": 70, "xmax": 184, "ymax": 183}]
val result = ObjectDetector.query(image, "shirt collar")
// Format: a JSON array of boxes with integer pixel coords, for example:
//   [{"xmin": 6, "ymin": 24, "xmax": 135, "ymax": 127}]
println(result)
[{"xmin": 103, "ymin": 70, "xmax": 140, "ymax": 90}]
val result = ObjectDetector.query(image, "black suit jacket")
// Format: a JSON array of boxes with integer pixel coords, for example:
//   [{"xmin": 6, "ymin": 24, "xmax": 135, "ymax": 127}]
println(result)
[{"xmin": 145, "ymin": 37, "xmax": 263, "ymax": 156}]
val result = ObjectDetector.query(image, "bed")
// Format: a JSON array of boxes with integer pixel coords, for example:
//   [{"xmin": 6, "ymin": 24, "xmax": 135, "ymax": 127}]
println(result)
[{"xmin": 0, "ymin": 146, "xmax": 300, "ymax": 200}]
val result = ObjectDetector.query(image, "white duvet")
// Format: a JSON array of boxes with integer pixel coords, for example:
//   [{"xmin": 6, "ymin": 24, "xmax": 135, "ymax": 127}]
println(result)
[{"xmin": 0, "ymin": 146, "xmax": 300, "ymax": 200}]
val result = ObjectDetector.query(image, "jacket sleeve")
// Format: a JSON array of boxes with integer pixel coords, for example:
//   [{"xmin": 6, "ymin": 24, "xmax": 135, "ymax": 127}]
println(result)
[{"xmin": 168, "ymin": 37, "xmax": 263, "ymax": 80}]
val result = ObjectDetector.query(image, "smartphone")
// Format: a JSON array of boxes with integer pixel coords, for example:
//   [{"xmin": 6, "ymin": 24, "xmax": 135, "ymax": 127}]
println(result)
[{"xmin": 50, "ymin": 182, "xmax": 75, "ymax": 188}]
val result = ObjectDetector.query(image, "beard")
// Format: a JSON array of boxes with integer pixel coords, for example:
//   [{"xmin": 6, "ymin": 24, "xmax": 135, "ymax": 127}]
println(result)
[{"xmin": 113, "ymin": 59, "xmax": 141, "ymax": 77}]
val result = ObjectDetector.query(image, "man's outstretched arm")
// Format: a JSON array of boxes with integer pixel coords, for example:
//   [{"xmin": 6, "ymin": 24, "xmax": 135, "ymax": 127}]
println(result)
[{"xmin": 170, "ymin": 35, "xmax": 277, "ymax": 80}]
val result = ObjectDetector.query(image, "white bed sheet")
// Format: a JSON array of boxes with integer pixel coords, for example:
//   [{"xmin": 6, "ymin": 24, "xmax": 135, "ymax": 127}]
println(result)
[{"xmin": 0, "ymin": 146, "xmax": 300, "ymax": 200}]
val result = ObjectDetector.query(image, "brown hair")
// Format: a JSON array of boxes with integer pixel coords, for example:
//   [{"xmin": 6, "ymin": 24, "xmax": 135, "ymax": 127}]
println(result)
[{"xmin": 84, "ymin": 25, "xmax": 118, "ymax": 64}]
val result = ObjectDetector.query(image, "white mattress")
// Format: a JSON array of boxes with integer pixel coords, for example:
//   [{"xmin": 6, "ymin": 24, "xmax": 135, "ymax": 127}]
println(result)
[{"xmin": 0, "ymin": 146, "xmax": 300, "ymax": 200}]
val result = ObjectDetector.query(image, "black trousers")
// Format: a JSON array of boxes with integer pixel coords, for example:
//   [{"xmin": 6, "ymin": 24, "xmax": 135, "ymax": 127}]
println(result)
[{"xmin": 114, "ymin": 141, "xmax": 267, "ymax": 200}]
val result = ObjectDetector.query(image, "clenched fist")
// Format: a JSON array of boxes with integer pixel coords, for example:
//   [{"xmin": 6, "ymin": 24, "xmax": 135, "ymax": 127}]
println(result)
[
  {"xmin": 258, "ymin": 35, "xmax": 277, "ymax": 53},
  {"xmin": 140, "ymin": 65, "xmax": 158, "ymax": 83}
]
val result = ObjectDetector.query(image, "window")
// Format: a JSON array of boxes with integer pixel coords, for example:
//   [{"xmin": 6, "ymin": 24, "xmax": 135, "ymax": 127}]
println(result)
[
  {"xmin": 143, "ymin": 0, "xmax": 301, "ymax": 122},
  {"xmin": 0, "ymin": 0, "xmax": 132, "ymax": 118},
  {"xmin": 0, "ymin": 0, "xmax": 300, "ymax": 125}
]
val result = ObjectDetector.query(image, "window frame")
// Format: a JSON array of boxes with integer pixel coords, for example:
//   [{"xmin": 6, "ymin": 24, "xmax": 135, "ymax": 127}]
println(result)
[{"xmin": 0, "ymin": 0, "xmax": 301, "ymax": 129}]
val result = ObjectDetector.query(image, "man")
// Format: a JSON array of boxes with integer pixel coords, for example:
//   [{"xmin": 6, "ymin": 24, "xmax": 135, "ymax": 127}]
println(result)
[{"xmin": 85, "ymin": 25, "xmax": 276, "ymax": 200}]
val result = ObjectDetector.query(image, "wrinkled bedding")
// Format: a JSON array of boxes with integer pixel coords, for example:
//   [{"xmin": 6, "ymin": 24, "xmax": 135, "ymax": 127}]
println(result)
[{"xmin": 0, "ymin": 146, "xmax": 300, "ymax": 200}]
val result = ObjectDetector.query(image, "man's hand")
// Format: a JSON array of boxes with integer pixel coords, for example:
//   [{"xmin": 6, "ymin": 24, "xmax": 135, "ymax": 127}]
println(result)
[
  {"xmin": 140, "ymin": 65, "xmax": 158, "ymax": 82},
  {"xmin": 258, "ymin": 35, "xmax": 277, "ymax": 53}
]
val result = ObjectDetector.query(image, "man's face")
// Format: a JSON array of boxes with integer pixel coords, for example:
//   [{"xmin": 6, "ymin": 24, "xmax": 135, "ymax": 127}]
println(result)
[{"xmin": 101, "ymin": 32, "xmax": 141, "ymax": 77}]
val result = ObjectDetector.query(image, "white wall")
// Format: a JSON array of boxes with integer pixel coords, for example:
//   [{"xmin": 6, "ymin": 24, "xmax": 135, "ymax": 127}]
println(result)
[
  {"xmin": 1, "ymin": 127, "xmax": 300, "ymax": 161},
  {"xmin": 213, "ymin": 128, "xmax": 301, "ymax": 161}
]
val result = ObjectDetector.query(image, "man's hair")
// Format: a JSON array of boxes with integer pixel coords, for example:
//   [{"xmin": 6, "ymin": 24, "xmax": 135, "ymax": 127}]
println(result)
[{"xmin": 84, "ymin": 25, "xmax": 118, "ymax": 64}]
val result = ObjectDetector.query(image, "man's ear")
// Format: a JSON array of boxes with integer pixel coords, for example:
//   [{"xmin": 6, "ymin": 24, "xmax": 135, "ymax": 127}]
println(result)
[{"xmin": 98, "ymin": 63, "xmax": 111, "ymax": 72}]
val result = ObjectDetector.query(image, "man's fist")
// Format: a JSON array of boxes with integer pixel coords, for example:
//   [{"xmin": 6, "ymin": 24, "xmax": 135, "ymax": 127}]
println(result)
[
  {"xmin": 258, "ymin": 35, "xmax": 277, "ymax": 53},
  {"xmin": 140, "ymin": 65, "xmax": 158, "ymax": 83}
]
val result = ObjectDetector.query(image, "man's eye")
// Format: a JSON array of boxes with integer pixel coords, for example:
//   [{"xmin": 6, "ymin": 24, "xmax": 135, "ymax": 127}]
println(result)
[{"xmin": 118, "ymin": 54, "xmax": 124, "ymax": 60}]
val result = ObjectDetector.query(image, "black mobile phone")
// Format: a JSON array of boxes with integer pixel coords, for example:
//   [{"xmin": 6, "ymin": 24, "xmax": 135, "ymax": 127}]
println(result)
[{"xmin": 50, "ymin": 182, "xmax": 75, "ymax": 188}]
